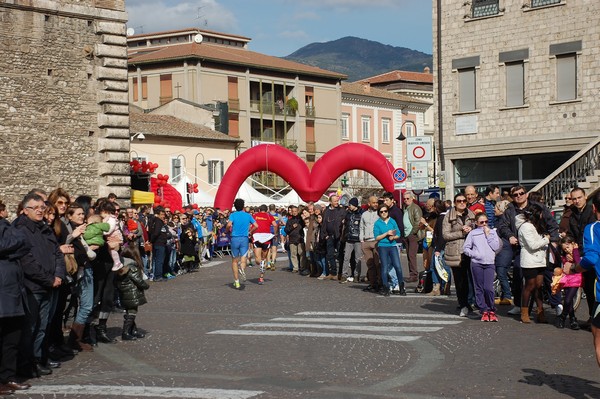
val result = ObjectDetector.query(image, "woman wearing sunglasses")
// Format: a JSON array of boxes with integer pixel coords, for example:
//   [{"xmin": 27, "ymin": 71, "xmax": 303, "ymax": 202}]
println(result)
[
  {"xmin": 463, "ymin": 213, "xmax": 501, "ymax": 321},
  {"xmin": 374, "ymin": 205, "xmax": 406, "ymax": 296},
  {"xmin": 442, "ymin": 193, "xmax": 476, "ymax": 317}
]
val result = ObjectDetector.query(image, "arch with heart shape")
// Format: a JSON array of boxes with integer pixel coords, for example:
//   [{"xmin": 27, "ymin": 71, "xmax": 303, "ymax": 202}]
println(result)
[{"xmin": 213, "ymin": 143, "xmax": 396, "ymax": 209}]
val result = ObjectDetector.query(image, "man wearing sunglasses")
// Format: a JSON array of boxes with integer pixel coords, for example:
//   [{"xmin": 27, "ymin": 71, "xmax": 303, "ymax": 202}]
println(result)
[{"xmin": 496, "ymin": 185, "xmax": 559, "ymax": 315}]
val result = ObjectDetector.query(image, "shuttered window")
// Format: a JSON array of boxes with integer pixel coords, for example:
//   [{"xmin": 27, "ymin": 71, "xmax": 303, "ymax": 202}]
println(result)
[
  {"xmin": 506, "ymin": 62, "xmax": 524, "ymax": 107},
  {"xmin": 556, "ymin": 54, "xmax": 577, "ymax": 101},
  {"xmin": 458, "ymin": 68, "xmax": 476, "ymax": 112}
]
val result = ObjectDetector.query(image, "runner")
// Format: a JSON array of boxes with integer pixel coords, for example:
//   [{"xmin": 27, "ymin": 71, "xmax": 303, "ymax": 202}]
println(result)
[
  {"xmin": 252, "ymin": 204, "xmax": 278, "ymax": 284},
  {"xmin": 267, "ymin": 204, "xmax": 281, "ymax": 270},
  {"xmin": 226, "ymin": 198, "xmax": 258, "ymax": 289}
]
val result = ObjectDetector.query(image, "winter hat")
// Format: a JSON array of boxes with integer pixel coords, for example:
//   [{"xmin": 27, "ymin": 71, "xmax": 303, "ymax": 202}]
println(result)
[{"xmin": 349, "ymin": 197, "xmax": 359, "ymax": 207}]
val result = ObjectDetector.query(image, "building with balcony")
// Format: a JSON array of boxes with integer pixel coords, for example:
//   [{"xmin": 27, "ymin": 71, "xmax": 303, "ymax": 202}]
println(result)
[
  {"xmin": 340, "ymin": 82, "xmax": 430, "ymax": 194},
  {"xmin": 127, "ymin": 28, "xmax": 346, "ymax": 195},
  {"xmin": 434, "ymin": 0, "xmax": 599, "ymax": 197}
]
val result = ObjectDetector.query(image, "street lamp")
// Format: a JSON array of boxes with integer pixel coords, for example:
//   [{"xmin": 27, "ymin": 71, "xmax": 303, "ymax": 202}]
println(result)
[
  {"xmin": 396, "ymin": 120, "xmax": 417, "ymax": 141},
  {"xmin": 129, "ymin": 150, "xmax": 139, "ymax": 160},
  {"xmin": 194, "ymin": 153, "xmax": 208, "ymax": 185}
]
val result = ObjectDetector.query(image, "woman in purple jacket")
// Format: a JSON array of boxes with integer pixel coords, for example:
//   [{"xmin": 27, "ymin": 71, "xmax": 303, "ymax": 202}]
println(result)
[{"xmin": 463, "ymin": 213, "xmax": 501, "ymax": 322}]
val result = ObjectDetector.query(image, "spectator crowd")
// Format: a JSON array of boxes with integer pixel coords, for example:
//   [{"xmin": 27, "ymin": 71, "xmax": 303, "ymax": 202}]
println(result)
[{"xmin": 1, "ymin": 181, "xmax": 600, "ymax": 395}]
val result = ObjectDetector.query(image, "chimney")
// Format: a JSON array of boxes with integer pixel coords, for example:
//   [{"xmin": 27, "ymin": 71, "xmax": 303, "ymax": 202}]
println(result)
[
  {"xmin": 424, "ymin": 66, "xmax": 431, "ymax": 74},
  {"xmin": 362, "ymin": 82, "xmax": 371, "ymax": 93}
]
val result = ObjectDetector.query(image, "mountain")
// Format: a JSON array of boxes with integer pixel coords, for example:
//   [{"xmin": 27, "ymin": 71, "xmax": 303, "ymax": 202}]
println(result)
[{"xmin": 284, "ymin": 37, "xmax": 432, "ymax": 82}]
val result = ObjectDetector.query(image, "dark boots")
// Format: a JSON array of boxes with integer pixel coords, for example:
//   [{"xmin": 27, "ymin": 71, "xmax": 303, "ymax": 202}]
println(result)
[
  {"xmin": 121, "ymin": 315, "xmax": 138, "ymax": 341},
  {"xmin": 94, "ymin": 324, "xmax": 117, "ymax": 344},
  {"xmin": 131, "ymin": 321, "xmax": 145, "ymax": 339},
  {"xmin": 69, "ymin": 323, "xmax": 94, "ymax": 352}
]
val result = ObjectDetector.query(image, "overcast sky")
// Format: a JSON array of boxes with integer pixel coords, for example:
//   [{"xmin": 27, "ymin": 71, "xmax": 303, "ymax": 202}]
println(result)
[{"xmin": 125, "ymin": 0, "xmax": 432, "ymax": 57}]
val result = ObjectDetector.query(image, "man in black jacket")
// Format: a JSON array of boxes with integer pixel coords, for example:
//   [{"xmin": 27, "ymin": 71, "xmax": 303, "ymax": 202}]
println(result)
[
  {"xmin": 321, "ymin": 195, "xmax": 346, "ymax": 279},
  {"xmin": 340, "ymin": 198, "xmax": 363, "ymax": 283},
  {"xmin": 14, "ymin": 193, "xmax": 65, "ymax": 377},
  {"xmin": 568, "ymin": 187, "xmax": 597, "ymax": 329},
  {"xmin": 284, "ymin": 206, "xmax": 305, "ymax": 273},
  {"xmin": 496, "ymin": 185, "xmax": 559, "ymax": 315},
  {"xmin": 149, "ymin": 208, "xmax": 169, "ymax": 281}
]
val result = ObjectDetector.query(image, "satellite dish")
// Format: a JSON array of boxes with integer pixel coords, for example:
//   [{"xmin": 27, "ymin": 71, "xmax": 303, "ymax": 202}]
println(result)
[
  {"xmin": 126, "ymin": 27, "xmax": 135, "ymax": 36},
  {"xmin": 193, "ymin": 33, "xmax": 203, "ymax": 44}
]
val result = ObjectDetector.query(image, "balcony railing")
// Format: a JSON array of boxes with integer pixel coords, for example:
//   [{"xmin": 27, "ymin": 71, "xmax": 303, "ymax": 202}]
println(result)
[
  {"xmin": 531, "ymin": 0, "xmax": 561, "ymax": 7},
  {"xmin": 251, "ymin": 138, "xmax": 298, "ymax": 152},
  {"xmin": 251, "ymin": 172, "xmax": 288, "ymax": 189},
  {"xmin": 472, "ymin": 0, "xmax": 499, "ymax": 18},
  {"xmin": 531, "ymin": 136, "xmax": 600, "ymax": 208},
  {"xmin": 249, "ymin": 100, "xmax": 296, "ymax": 116},
  {"xmin": 306, "ymin": 106, "xmax": 316, "ymax": 118}
]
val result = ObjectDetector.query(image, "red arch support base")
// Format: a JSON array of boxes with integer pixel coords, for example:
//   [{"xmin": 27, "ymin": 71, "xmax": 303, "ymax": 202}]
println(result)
[{"xmin": 213, "ymin": 143, "xmax": 396, "ymax": 210}]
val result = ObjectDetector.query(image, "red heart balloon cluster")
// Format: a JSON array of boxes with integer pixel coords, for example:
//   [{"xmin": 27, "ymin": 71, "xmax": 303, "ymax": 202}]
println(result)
[
  {"xmin": 153, "ymin": 195, "xmax": 171, "ymax": 210},
  {"xmin": 130, "ymin": 160, "xmax": 159, "ymax": 174},
  {"xmin": 186, "ymin": 183, "xmax": 199, "ymax": 193},
  {"xmin": 156, "ymin": 174, "xmax": 169, "ymax": 187}
]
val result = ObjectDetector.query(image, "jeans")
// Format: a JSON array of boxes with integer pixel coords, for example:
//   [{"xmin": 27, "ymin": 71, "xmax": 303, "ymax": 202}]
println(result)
[
  {"xmin": 27, "ymin": 290, "xmax": 58, "ymax": 359},
  {"xmin": 75, "ymin": 267, "xmax": 94, "ymax": 324},
  {"xmin": 152, "ymin": 245, "xmax": 166, "ymax": 279},
  {"xmin": 325, "ymin": 236, "xmax": 340, "ymax": 275},
  {"xmin": 378, "ymin": 245, "xmax": 404, "ymax": 290},
  {"xmin": 342, "ymin": 242, "xmax": 363, "ymax": 278},
  {"xmin": 494, "ymin": 238, "xmax": 513, "ymax": 300},
  {"xmin": 316, "ymin": 254, "xmax": 328, "ymax": 276}
]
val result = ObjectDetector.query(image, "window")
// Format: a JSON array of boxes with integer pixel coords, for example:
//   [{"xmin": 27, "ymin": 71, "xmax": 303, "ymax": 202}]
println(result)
[
  {"xmin": 171, "ymin": 158, "xmax": 182, "ymax": 182},
  {"xmin": 556, "ymin": 54, "xmax": 577, "ymax": 101},
  {"xmin": 341, "ymin": 114, "xmax": 349, "ymax": 140},
  {"xmin": 361, "ymin": 117, "xmax": 370, "ymax": 141},
  {"xmin": 472, "ymin": 0, "xmax": 499, "ymax": 18},
  {"xmin": 531, "ymin": 0, "xmax": 561, "ymax": 7},
  {"xmin": 506, "ymin": 62, "xmax": 525, "ymax": 106},
  {"xmin": 132, "ymin": 77, "xmax": 147, "ymax": 102},
  {"xmin": 550, "ymin": 41, "xmax": 581, "ymax": 102},
  {"xmin": 208, "ymin": 160, "xmax": 224, "ymax": 185},
  {"xmin": 382, "ymin": 119, "xmax": 390, "ymax": 143},
  {"xmin": 458, "ymin": 68, "xmax": 476, "ymax": 112}
]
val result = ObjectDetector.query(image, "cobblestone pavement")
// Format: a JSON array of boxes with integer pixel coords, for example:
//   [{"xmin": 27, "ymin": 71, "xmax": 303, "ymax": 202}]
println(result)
[{"xmin": 13, "ymin": 254, "xmax": 600, "ymax": 399}]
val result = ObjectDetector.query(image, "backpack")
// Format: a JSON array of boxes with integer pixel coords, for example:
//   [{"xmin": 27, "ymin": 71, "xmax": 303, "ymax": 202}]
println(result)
[{"xmin": 415, "ymin": 270, "xmax": 433, "ymax": 293}]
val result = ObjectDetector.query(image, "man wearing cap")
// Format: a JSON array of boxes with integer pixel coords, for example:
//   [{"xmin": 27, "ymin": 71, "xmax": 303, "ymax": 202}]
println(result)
[{"xmin": 341, "ymin": 198, "xmax": 363, "ymax": 283}]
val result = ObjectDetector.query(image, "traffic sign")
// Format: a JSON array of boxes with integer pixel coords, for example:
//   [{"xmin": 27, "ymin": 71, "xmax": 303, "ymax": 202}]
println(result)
[
  {"xmin": 410, "ymin": 162, "xmax": 428, "ymax": 178},
  {"xmin": 411, "ymin": 177, "xmax": 429, "ymax": 190},
  {"xmin": 392, "ymin": 168, "xmax": 407, "ymax": 183},
  {"xmin": 407, "ymin": 136, "xmax": 432, "ymax": 162}
]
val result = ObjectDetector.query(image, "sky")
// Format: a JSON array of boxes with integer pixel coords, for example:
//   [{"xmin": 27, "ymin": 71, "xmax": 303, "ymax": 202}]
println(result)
[{"xmin": 125, "ymin": 0, "xmax": 433, "ymax": 57}]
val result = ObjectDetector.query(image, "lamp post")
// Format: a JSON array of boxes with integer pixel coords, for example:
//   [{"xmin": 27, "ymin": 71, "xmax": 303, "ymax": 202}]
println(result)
[
  {"xmin": 396, "ymin": 120, "xmax": 416, "ymax": 142},
  {"xmin": 194, "ymin": 153, "xmax": 208, "ymax": 185},
  {"xmin": 129, "ymin": 150, "xmax": 139, "ymax": 160}
]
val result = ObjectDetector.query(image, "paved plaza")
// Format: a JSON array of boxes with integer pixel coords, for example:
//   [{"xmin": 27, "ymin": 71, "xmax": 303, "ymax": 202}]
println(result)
[{"xmin": 14, "ymin": 254, "xmax": 600, "ymax": 399}]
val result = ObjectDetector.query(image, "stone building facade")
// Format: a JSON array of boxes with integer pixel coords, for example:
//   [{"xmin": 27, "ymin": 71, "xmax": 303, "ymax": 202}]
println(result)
[
  {"xmin": 0, "ymin": 0, "xmax": 129, "ymax": 210},
  {"xmin": 434, "ymin": 0, "xmax": 599, "ymax": 196}
]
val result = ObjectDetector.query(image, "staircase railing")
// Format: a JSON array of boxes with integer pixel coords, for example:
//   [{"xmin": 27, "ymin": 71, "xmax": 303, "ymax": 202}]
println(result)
[{"xmin": 531, "ymin": 136, "xmax": 600, "ymax": 208}]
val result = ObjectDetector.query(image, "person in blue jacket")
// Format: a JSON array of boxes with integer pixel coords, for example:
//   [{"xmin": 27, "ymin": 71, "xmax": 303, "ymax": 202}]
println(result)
[{"xmin": 577, "ymin": 191, "xmax": 600, "ymax": 367}]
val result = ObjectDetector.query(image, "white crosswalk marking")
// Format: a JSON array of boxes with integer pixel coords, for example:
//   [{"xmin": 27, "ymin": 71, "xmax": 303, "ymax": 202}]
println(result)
[
  {"xmin": 207, "ymin": 311, "xmax": 465, "ymax": 343},
  {"xmin": 20, "ymin": 385, "xmax": 264, "ymax": 399}
]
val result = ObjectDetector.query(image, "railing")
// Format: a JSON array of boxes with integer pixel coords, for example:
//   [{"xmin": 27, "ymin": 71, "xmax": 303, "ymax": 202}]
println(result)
[
  {"xmin": 531, "ymin": 136, "xmax": 600, "ymax": 208},
  {"xmin": 531, "ymin": 0, "xmax": 561, "ymax": 7},
  {"xmin": 251, "ymin": 172, "xmax": 288, "ymax": 189},
  {"xmin": 472, "ymin": 0, "xmax": 499, "ymax": 18},
  {"xmin": 249, "ymin": 100, "xmax": 296, "ymax": 116},
  {"xmin": 251, "ymin": 138, "xmax": 297, "ymax": 151},
  {"xmin": 306, "ymin": 106, "xmax": 316, "ymax": 118}
]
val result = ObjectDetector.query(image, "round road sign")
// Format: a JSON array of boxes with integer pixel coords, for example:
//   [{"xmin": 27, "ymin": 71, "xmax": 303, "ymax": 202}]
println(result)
[
  {"xmin": 392, "ymin": 168, "xmax": 407, "ymax": 183},
  {"xmin": 412, "ymin": 146, "xmax": 426, "ymax": 159}
]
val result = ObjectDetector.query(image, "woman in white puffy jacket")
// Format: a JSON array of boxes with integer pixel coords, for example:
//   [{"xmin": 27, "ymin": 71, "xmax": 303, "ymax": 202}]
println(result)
[{"xmin": 516, "ymin": 203, "xmax": 550, "ymax": 324}]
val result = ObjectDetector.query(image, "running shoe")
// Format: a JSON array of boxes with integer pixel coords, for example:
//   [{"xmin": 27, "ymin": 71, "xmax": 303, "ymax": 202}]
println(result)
[
  {"xmin": 459, "ymin": 307, "xmax": 469, "ymax": 317},
  {"xmin": 238, "ymin": 268, "xmax": 247, "ymax": 281},
  {"xmin": 480, "ymin": 311, "xmax": 490, "ymax": 322},
  {"xmin": 488, "ymin": 312, "xmax": 498, "ymax": 322},
  {"xmin": 233, "ymin": 281, "xmax": 241, "ymax": 289},
  {"xmin": 258, "ymin": 277, "xmax": 264, "ymax": 285}
]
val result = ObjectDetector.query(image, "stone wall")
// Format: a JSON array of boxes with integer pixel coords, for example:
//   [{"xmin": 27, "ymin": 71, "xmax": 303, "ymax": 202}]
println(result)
[{"xmin": 0, "ymin": 0, "xmax": 129, "ymax": 210}]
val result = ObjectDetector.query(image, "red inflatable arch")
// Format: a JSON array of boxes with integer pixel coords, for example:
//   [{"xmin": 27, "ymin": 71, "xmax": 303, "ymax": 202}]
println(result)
[{"xmin": 213, "ymin": 143, "xmax": 396, "ymax": 210}]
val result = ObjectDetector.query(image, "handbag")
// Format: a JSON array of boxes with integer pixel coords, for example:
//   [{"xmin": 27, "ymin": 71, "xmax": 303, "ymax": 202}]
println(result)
[
  {"xmin": 64, "ymin": 253, "xmax": 78, "ymax": 275},
  {"xmin": 144, "ymin": 241, "xmax": 153, "ymax": 252}
]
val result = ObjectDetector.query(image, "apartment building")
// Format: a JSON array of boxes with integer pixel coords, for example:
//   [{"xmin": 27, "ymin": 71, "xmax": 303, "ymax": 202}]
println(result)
[
  {"xmin": 341, "ymin": 82, "xmax": 430, "ymax": 192},
  {"xmin": 127, "ymin": 28, "xmax": 346, "ymax": 194},
  {"xmin": 434, "ymin": 0, "xmax": 599, "ymax": 196}
]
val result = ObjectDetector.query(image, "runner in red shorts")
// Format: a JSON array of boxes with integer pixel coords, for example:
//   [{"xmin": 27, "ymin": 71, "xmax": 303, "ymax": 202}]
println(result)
[{"xmin": 252, "ymin": 204, "xmax": 278, "ymax": 284}]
